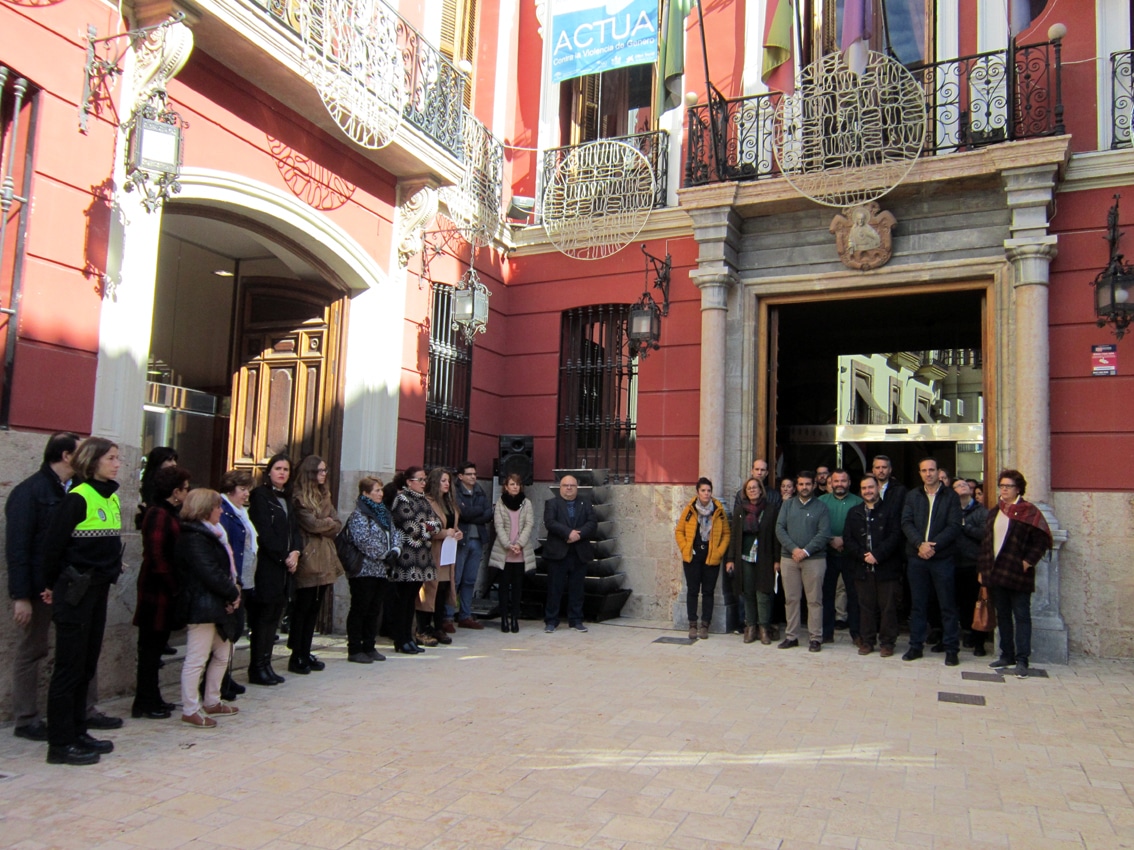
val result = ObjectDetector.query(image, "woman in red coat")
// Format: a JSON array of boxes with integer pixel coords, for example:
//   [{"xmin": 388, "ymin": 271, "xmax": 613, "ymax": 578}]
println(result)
[
  {"xmin": 978, "ymin": 469, "xmax": 1053, "ymax": 679},
  {"xmin": 132, "ymin": 465, "xmax": 191, "ymax": 719}
]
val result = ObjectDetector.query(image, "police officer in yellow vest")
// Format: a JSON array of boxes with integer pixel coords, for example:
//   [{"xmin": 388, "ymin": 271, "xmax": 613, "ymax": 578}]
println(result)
[{"xmin": 40, "ymin": 437, "xmax": 124, "ymax": 766}]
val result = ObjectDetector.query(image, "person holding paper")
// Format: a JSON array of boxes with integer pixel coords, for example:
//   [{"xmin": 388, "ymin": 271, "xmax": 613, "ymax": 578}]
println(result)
[{"xmin": 416, "ymin": 468, "xmax": 462, "ymax": 646}]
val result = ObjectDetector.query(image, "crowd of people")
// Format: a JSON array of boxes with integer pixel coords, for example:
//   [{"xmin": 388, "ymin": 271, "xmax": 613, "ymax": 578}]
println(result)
[
  {"xmin": 676, "ymin": 455, "xmax": 1052, "ymax": 680},
  {"xmin": 7, "ymin": 432, "xmax": 1051, "ymax": 767}
]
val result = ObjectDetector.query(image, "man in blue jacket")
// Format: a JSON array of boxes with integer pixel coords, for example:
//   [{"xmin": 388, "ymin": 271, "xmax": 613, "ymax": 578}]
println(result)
[{"xmin": 900, "ymin": 457, "xmax": 963, "ymax": 666}]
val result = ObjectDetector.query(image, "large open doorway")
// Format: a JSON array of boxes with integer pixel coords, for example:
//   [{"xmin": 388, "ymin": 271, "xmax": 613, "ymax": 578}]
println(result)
[{"xmin": 760, "ymin": 286, "xmax": 991, "ymax": 491}]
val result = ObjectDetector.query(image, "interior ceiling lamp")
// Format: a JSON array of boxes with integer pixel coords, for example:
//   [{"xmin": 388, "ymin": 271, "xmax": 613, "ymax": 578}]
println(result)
[
  {"xmin": 123, "ymin": 94, "xmax": 186, "ymax": 213},
  {"xmin": 452, "ymin": 266, "xmax": 491, "ymax": 343},
  {"xmin": 1093, "ymin": 195, "xmax": 1133, "ymax": 341},
  {"xmin": 628, "ymin": 244, "xmax": 672, "ymax": 359}
]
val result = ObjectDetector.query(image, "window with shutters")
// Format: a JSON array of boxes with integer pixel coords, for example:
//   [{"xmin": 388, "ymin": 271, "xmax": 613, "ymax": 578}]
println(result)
[
  {"xmin": 440, "ymin": 0, "xmax": 478, "ymax": 108},
  {"xmin": 559, "ymin": 64, "xmax": 654, "ymax": 146},
  {"xmin": 425, "ymin": 284, "xmax": 472, "ymax": 470},
  {"xmin": 556, "ymin": 304, "xmax": 637, "ymax": 482}
]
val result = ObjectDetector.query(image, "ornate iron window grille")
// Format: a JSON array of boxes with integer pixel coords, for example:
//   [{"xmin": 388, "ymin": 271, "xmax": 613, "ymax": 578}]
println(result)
[
  {"xmin": 0, "ymin": 66, "xmax": 38, "ymax": 428},
  {"xmin": 685, "ymin": 39, "xmax": 1064, "ymax": 187},
  {"xmin": 539, "ymin": 130, "xmax": 668, "ymax": 221},
  {"xmin": 261, "ymin": 0, "xmax": 465, "ymax": 157},
  {"xmin": 557, "ymin": 304, "xmax": 637, "ymax": 483},
  {"xmin": 1112, "ymin": 49, "xmax": 1134, "ymax": 149},
  {"xmin": 424, "ymin": 284, "xmax": 472, "ymax": 470}
]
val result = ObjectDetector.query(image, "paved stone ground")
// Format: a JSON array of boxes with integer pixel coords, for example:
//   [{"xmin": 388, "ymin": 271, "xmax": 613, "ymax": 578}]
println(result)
[{"xmin": 2, "ymin": 620, "xmax": 1133, "ymax": 850}]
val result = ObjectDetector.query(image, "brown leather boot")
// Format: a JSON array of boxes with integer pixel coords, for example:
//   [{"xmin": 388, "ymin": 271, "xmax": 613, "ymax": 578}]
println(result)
[
  {"xmin": 759, "ymin": 626, "xmax": 772, "ymax": 645},
  {"xmin": 743, "ymin": 625, "xmax": 757, "ymax": 644},
  {"xmin": 698, "ymin": 621, "xmax": 709, "ymax": 639},
  {"xmin": 688, "ymin": 623, "xmax": 698, "ymax": 639}
]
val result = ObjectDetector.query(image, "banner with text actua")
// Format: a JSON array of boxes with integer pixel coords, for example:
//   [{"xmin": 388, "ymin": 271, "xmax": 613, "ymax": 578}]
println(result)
[{"xmin": 550, "ymin": 0, "xmax": 659, "ymax": 84}]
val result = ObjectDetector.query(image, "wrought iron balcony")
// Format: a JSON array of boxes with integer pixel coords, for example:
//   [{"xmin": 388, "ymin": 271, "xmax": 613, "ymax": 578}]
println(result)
[
  {"xmin": 686, "ymin": 40, "xmax": 1064, "ymax": 187},
  {"xmin": 440, "ymin": 112, "xmax": 505, "ymax": 245},
  {"xmin": 540, "ymin": 130, "xmax": 670, "ymax": 218},
  {"xmin": 262, "ymin": 0, "xmax": 465, "ymax": 157},
  {"xmin": 1112, "ymin": 50, "xmax": 1134, "ymax": 148}
]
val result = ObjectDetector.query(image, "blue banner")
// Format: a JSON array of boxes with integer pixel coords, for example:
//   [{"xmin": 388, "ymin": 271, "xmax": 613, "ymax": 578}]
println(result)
[{"xmin": 550, "ymin": 0, "xmax": 659, "ymax": 84}]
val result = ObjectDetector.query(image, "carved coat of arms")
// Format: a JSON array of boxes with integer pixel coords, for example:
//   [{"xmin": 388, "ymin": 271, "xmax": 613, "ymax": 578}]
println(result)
[{"xmin": 830, "ymin": 202, "xmax": 897, "ymax": 271}]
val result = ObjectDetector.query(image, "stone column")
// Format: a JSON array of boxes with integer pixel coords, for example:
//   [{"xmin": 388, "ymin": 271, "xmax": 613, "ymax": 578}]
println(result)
[{"xmin": 1002, "ymin": 164, "xmax": 1068, "ymax": 663}]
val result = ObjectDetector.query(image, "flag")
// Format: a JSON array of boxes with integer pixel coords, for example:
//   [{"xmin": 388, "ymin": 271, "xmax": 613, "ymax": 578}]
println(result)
[
  {"xmin": 1009, "ymin": 0, "xmax": 1034, "ymax": 37},
  {"xmin": 841, "ymin": 0, "xmax": 872, "ymax": 76},
  {"xmin": 656, "ymin": 0, "xmax": 692, "ymax": 114},
  {"xmin": 761, "ymin": 0, "xmax": 794, "ymax": 95}
]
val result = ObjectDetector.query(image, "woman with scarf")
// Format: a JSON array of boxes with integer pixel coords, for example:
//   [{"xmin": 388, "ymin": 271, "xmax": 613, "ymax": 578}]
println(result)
[
  {"xmin": 674, "ymin": 478, "xmax": 731, "ymax": 639},
  {"xmin": 132, "ymin": 464, "xmax": 191, "ymax": 719},
  {"xmin": 388, "ymin": 467, "xmax": 442, "ymax": 654},
  {"xmin": 978, "ymin": 469, "xmax": 1053, "ymax": 679},
  {"xmin": 175, "ymin": 488, "xmax": 242, "ymax": 728},
  {"xmin": 725, "ymin": 477, "xmax": 778, "ymax": 645},
  {"xmin": 488, "ymin": 473, "xmax": 535, "ymax": 633},
  {"xmin": 288, "ymin": 455, "xmax": 344, "ymax": 675},
  {"xmin": 344, "ymin": 476, "xmax": 402, "ymax": 663},
  {"xmin": 247, "ymin": 453, "xmax": 301, "ymax": 686}
]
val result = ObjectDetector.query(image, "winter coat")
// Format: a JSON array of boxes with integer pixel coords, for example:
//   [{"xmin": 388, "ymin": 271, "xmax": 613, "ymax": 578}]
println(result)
[
  {"xmin": 675, "ymin": 497, "xmax": 731, "ymax": 566},
  {"xmin": 726, "ymin": 498, "xmax": 779, "ymax": 595},
  {"xmin": 455, "ymin": 481, "xmax": 492, "ymax": 538},
  {"xmin": 900, "ymin": 485, "xmax": 962, "ymax": 559},
  {"xmin": 978, "ymin": 501, "xmax": 1053, "ymax": 594},
  {"xmin": 389, "ymin": 488, "xmax": 442, "ymax": 582},
  {"xmin": 346, "ymin": 496, "xmax": 402, "ymax": 579},
  {"xmin": 5, "ymin": 462, "xmax": 68, "ymax": 599},
  {"xmin": 489, "ymin": 496, "xmax": 536, "ymax": 570},
  {"xmin": 41, "ymin": 478, "xmax": 123, "ymax": 589},
  {"xmin": 427, "ymin": 496, "xmax": 460, "ymax": 582},
  {"xmin": 294, "ymin": 493, "xmax": 344, "ymax": 589},
  {"xmin": 843, "ymin": 500, "xmax": 905, "ymax": 582},
  {"xmin": 134, "ymin": 500, "xmax": 182, "ymax": 631},
  {"xmin": 956, "ymin": 498, "xmax": 989, "ymax": 567},
  {"xmin": 248, "ymin": 484, "xmax": 302, "ymax": 603},
  {"xmin": 543, "ymin": 496, "xmax": 597, "ymax": 562},
  {"xmin": 174, "ymin": 521, "xmax": 240, "ymax": 631}
]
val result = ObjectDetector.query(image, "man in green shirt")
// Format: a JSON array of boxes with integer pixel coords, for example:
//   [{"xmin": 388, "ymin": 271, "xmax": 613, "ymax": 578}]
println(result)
[{"xmin": 819, "ymin": 470, "xmax": 863, "ymax": 646}]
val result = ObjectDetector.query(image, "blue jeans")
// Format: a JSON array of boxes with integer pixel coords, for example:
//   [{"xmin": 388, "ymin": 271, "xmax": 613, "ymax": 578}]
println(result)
[
  {"xmin": 823, "ymin": 551, "xmax": 860, "ymax": 640},
  {"xmin": 453, "ymin": 538, "xmax": 483, "ymax": 621},
  {"xmin": 907, "ymin": 556, "xmax": 958, "ymax": 652},
  {"xmin": 990, "ymin": 586, "xmax": 1032, "ymax": 663},
  {"xmin": 545, "ymin": 550, "xmax": 586, "ymax": 627}
]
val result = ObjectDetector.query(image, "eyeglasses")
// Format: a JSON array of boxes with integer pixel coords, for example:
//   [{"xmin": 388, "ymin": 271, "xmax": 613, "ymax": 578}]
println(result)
[
  {"xmin": 998, "ymin": 483, "xmax": 1018, "ymax": 489},
  {"xmin": 316, "ymin": 467, "xmax": 327, "ymax": 473},
  {"xmin": 410, "ymin": 477, "xmax": 427, "ymax": 483}
]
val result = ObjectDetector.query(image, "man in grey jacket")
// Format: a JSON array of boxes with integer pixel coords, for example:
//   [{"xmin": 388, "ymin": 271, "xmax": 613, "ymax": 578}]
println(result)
[{"xmin": 775, "ymin": 472, "xmax": 831, "ymax": 652}]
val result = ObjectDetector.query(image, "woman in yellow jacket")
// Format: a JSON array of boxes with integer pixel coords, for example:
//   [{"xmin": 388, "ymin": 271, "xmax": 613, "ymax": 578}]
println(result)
[{"xmin": 674, "ymin": 477, "xmax": 731, "ymax": 639}]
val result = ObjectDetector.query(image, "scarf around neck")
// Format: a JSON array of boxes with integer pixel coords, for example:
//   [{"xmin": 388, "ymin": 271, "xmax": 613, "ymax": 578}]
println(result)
[
  {"xmin": 501, "ymin": 491, "xmax": 526, "ymax": 511},
  {"xmin": 999, "ymin": 497, "xmax": 1053, "ymax": 544},
  {"xmin": 695, "ymin": 499, "xmax": 715, "ymax": 542}
]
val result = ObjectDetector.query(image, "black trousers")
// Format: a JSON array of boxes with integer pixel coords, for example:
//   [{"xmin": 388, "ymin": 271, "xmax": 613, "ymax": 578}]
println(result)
[
  {"xmin": 289, "ymin": 585, "xmax": 327, "ymax": 660},
  {"xmin": 247, "ymin": 592, "xmax": 285, "ymax": 671},
  {"xmin": 347, "ymin": 576, "xmax": 386, "ymax": 654},
  {"xmin": 417, "ymin": 580, "xmax": 451, "ymax": 633},
  {"xmin": 134, "ymin": 625, "xmax": 171, "ymax": 710},
  {"xmin": 499, "ymin": 563, "xmax": 524, "ymax": 619},
  {"xmin": 47, "ymin": 583, "xmax": 109, "ymax": 747},
  {"xmin": 856, "ymin": 575, "xmax": 900, "ymax": 649},
  {"xmin": 545, "ymin": 551, "xmax": 586, "ymax": 627},
  {"xmin": 388, "ymin": 580, "xmax": 423, "ymax": 646}
]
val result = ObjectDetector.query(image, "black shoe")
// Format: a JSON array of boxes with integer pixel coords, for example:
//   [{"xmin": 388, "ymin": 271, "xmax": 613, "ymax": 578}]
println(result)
[
  {"xmin": 945, "ymin": 651, "xmax": 959, "ymax": 667},
  {"xmin": 777, "ymin": 638, "xmax": 799, "ymax": 649},
  {"xmin": 510, "ymin": 617, "xmax": 519, "ymax": 634},
  {"xmin": 821, "ymin": 636, "xmax": 834, "ymax": 644},
  {"xmin": 1014, "ymin": 662, "xmax": 1030, "ymax": 679},
  {"xmin": 366, "ymin": 649, "xmax": 386, "ymax": 662},
  {"xmin": 221, "ymin": 673, "xmax": 246, "ymax": 696},
  {"xmin": 973, "ymin": 644, "xmax": 987, "ymax": 657},
  {"xmin": 931, "ymin": 642, "xmax": 946, "ymax": 653},
  {"xmin": 13, "ymin": 720, "xmax": 49, "ymax": 741},
  {"xmin": 834, "ymin": 619, "xmax": 849, "ymax": 630},
  {"xmin": 989, "ymin": 656, "xmax": 1014, "ymax": 669},
  {"xmin": 902, "ymin": 648, "xmax": 924, "ymax": 662},
  {"xmin": 501, "ymin": 619, "xmax": 509, "ymax": 633},
  {"xmin": 287, "ymin": 656, "xmax": 311, "ymax": 675},
  {"xmin": 808, "ymin": 640, "xmax": 822, "ymax": 653},
  {"xmin": 397, "ymin": 642, "xmax": 423, "ymax": 654},
  {"xmin": 306, "ymin": 655, "xmax": 326, "ymax": 671},
  {"xmin": 131, "ymin": 705, "xmax": 172, "ymax": 719},
  {"xmin": 162, "ymin": 643, "xmax": 177, "ymax": 656},
  {"xmin": 75, "ymin": 732, "xmax": 114, "ymax": 754},
  {"xmin": 84, "ymin": 711, "xmax": 123, "ymax": 730},
  {"xmin": 247, "ymin": 666, "xmax": 280, "ymax": 686},
  {"xmin": 268, "ymin": 665, "xmax": 286, "ymax": 684},
  {"xmin": 571, "ymin": 623, "xmax": 588, "ymax": 632},
  {"xmin": 347, "ymin": 652, "xmax": 373, "ymax": 664},
  {"xmin": 46, "ymin": 744, "xmax": 99, "ymax": 766}
]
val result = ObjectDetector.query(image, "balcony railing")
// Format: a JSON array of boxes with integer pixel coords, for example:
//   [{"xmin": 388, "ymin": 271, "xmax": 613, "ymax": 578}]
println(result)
[
  {"xmin": 1112, "ymin": 49, "xmax": 1134, "ymax": 148},
  {"xmin": 686, "ymin": 40, "xmax": 1064, "ymax": 187},
  {"xmin": 540, "ymin": 130, "xmax": 669, "ymax": 218},
  {"xmin": 262, "ymin": 0, "xmax": 465, "ymax": 157}
]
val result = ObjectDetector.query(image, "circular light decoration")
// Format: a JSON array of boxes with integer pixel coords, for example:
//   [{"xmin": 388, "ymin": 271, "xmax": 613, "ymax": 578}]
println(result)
[
  {"xmin": 298, "ymin": 0, "xmax": 406, "ymax": 150},
  {"xmin": 772, "ymin": 50, "xmax": 926, "ymax": 208},
  {"xmin": 542, "ymin": 140, "xmax": 655, "ymax": 260},
  {"xmin": 439, "ymin": 115, "xmax": 502, "ymax": 249}
]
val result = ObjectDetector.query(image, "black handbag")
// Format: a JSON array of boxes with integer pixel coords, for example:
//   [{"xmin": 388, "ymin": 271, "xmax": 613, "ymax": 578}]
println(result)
[{"xmin": 335, "ymin": 525, "xmax": 365, "ymax": 578}]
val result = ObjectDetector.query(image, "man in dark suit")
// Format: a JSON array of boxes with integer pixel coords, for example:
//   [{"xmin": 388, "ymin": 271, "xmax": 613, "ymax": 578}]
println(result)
[{"xmin": 542, "ymin": 475, "xmax": 597, "ymax": 633}]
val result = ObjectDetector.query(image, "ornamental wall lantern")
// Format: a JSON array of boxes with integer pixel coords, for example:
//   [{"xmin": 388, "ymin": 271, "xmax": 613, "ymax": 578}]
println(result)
[
  {"xmin": 1093, "ymin": 195, "xmax": 1133, "ymax": 341},
  {"xmin": 452, "ymin": 266, "xmax": 491, "ymax": 343},
  {"xmin": 123, "ymin": 96, "xmax": 186, "ymax": 212},
  {"xmin": 627, "ymin": 244, "xmax": 672, "ymax": 358}
]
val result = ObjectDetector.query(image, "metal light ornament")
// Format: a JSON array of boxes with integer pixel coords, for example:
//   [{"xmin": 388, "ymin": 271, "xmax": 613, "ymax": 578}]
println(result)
[
  {"xmin": 124, "ymin": 97, "xmax": 185, "ymax": 212},
  {"xmin": 451, "ymin": 267, "xmax": 491, "ymax": 343},
  {"xmin": 627, "ymin": 244, "xmax": 672, "ymax": 358},
  {"xmin": 1093, "ymin": 195, "xmax": 1134, "ymax": 341}
]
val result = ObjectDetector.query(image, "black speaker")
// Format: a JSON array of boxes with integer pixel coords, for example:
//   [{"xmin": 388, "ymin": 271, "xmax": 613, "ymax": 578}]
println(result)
[{"xmin": 498, "ymin": 434, "xmax": 534, "ymax": 485}]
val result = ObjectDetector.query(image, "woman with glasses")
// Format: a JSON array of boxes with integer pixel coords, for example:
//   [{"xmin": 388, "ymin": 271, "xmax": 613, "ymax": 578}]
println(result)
[
  {"xmin": 247, "ymin": 452, "xmax": 301, "ymax": 686},
  {"xmin": 978, "ymin": 469, "xmax": 1053, "ymax": 679},
  {"xmin": 388, "ymin": 467, "xmax": 442, "ymax": 654},
  {"xmin": 132, "ymin": 464, "xmax": 191, "ymax": 719},
  {"xmin": 288, "ymin": 455, "xmax": 344, "ymax": 675}
]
